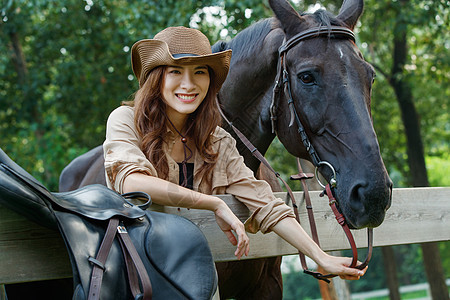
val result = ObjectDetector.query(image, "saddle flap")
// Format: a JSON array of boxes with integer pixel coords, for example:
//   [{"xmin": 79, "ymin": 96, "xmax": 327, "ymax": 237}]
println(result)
[
  {"xmin": 143, "ymin": 211, "xmax": 218, "ymax": 299},
  {"xmin": 0, "ymin": 164, "xmax": 58, "ymax": 229},
  {"xmin": 0, "ymin": 148, "xmax": 48, "ymax": 191},
  {"xmin": 53, "ymin": 186, "xmax": 146, "ymax": 221},
  {"xmin": 0, "ymin": 148, "xmax": 57, "ymax": 229}
]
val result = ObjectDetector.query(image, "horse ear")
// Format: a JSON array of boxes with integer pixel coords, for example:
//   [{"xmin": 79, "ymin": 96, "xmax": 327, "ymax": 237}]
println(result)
[
  {"xmin": 337, "ymin": 0, "xmax": 364, "ymax": 30},
  {"xmin": 268, "ymin": 0, "xmax": 304, "ymax": 35}
]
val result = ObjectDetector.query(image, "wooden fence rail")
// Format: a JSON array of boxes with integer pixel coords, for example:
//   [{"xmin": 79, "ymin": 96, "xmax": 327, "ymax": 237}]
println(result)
[{"xmin": 0, "ymin": 187, "xmax": 449, "ymax": 285}]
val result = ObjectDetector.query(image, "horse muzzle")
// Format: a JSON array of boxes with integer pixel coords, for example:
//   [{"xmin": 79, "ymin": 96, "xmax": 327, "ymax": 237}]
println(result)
[{"xmin": 337, "ymin": 176, "xmax": 393, "ymax": 229}]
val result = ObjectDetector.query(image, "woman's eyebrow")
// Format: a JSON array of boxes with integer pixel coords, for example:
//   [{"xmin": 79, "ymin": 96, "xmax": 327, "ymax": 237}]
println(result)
[{"xmin": 167, "ymin": 65, "xmax": 208, "ymax": 70}]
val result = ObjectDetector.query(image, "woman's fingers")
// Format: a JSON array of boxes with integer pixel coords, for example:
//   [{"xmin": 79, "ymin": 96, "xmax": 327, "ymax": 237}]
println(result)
[
  {"xmin": 214, "ymin": 208, "xmax": 250, "ymax": 259},
  {"xmin": 339, "ymin": 261, "xmax": 367, "ymax": 280},
  {"xmin": 320, "ymin": 256, "xmax": 368, "ymax": 280},
  {"xmin": 339, "ymin": 266, "xmax": 366, "ymax": 280},
  {"xmin": 223, "ymin": 230, "xmax": 238, "ymax": 246},
  {"xmin": 233, "ymin": 226, "xmax": 250, "ymax": 259}
]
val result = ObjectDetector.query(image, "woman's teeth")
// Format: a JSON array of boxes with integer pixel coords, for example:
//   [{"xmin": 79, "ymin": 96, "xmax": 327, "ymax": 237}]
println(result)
[{"xmin": 178, "ymin": 94, "xmax": 196, "ymax": 101}]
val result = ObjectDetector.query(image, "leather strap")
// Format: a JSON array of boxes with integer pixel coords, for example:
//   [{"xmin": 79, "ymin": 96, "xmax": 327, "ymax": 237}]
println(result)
[
  {"xmin": 291, "ymin": 159, "xmax": 319, "ymax": 245},
  {"xmin": 117, "ymin": 224, "xmax": 153, "ymax": 300},
  {"xmin": 87, "ymin": 218, "xmax": 153, "ymax": 300},
  {"xmin": 323, "ymin": 184, "xmax": 358, "ymax": 267},
  {"xmin": 290, "ymin": 159, "xmax": 336, "ymax": 282},
  {"xmin": 278, "ymin": 26, "xmax": 355, "ymax": 54},
  {"xmin": 122, "ymin": 191, "xmax": 152, "ymax": 210},
  {"xmin": 88, "ymin": 217, "xmax": 120, "ymax": 300},
  {"xmin": 321, "ymin": 184, "xmax": 374, "ymax": 270}
]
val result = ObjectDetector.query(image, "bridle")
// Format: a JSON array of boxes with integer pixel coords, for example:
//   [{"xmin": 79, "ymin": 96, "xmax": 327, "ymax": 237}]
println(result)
[
  {"xmin": 271, "ymin": 25, "xmax": 373, "ymax": 281},
  {"xmin": 270, "ymin": 26, "xmax": 358, "ymax": 167},
  {"xmin": 218, "ymin": 25, "xmax": 373, "ymax": 283}
]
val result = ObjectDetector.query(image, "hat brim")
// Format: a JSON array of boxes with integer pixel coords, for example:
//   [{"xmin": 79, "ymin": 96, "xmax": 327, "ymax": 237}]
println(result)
[{"xmin": 131, "ymin": 39, "xmax": 232, "ymax": 91}]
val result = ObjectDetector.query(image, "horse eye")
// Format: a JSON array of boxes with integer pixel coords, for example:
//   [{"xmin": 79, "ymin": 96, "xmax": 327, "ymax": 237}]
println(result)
[{"xmin": 298, "ymin": 73, "xmax": 315, "ymax": 85}]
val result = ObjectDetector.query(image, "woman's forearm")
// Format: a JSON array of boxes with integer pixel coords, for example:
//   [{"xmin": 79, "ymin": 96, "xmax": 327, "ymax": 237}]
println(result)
[
  {"xmin": 123, "ymin": 172, "xmax": 250, "ymax": 259},
  {"xmin": 271, "ymin": 217, "xmax": 328, "ymax": 265},
  {"xmin": 123, "ymin": 172, "xmax": 221, "ymax": 211},
  {"xmin": 271, "ymin": 217, "xmax": 366, "ymax": 279}
]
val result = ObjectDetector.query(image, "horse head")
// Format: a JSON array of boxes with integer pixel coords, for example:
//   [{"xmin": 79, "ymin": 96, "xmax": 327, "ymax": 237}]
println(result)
[{"xmin": 269, "ymin": 0, "xmax": 392, "ymax": 229}]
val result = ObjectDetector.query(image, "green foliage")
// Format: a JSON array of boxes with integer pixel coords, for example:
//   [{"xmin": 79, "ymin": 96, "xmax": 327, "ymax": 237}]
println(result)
[
  {"xmin": 0, "ymin": 0, "xmax": 221, "ymax": 190},
  {"xmin": 426, "ymin": 155, "xmax": 450, "ymax": 187},
  {"xmin": 358, "ymin": 0, "xmax": 449, "ymax": 187}
]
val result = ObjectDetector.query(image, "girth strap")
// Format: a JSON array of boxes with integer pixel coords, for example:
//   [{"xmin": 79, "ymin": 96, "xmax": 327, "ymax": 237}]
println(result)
[
  {"xmin": 117, "ymin": 224, "xmax": 153, "ymax": 300},
  {"xmin": 88, "ymin": 217, "xmax": 120, "ymax": 300},
  {"xmin": 87, "ymin": 218, "xmax": 153, "ymax": 300}
]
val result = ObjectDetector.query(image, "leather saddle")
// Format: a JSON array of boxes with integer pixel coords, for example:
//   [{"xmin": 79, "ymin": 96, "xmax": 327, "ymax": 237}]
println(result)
[{"xmin": 0, "ymin": 148, "xmax": 217, "ymax": 299}]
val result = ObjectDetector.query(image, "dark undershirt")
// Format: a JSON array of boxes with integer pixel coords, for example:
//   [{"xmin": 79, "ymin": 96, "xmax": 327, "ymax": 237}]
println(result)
[{"xmin": 177, "ymin": 163, "xmax": 194, "ymax": 190}]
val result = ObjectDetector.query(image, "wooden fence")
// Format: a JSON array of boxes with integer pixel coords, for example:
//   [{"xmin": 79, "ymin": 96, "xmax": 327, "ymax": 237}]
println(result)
[{"xmin": 0, "ymin": 187, "xmax": 449, "ymax": 286}]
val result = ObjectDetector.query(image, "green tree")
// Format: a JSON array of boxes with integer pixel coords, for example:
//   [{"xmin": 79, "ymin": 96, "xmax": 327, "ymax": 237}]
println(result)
[{"xmin": 1, "ymin": 0, "xmax": 218, "ymax": 190}]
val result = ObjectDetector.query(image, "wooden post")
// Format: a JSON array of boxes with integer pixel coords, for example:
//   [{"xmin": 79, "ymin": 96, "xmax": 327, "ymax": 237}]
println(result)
[
  {"xmin": 382, "ymin": 246, "xmax": 401, "ymax": 300},
  {"xmin": 317, "ymin": 266, "xmax": 338, "ymax": 300},
  {"xmin": 421, "ymin": 242, "xmax": 450, "ymax": 300}
]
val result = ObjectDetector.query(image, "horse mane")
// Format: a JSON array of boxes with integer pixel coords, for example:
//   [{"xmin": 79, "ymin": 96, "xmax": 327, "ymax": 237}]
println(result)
[{"xmin": 212, "ymin": 18, "xmax": 277, "ymax": 60}]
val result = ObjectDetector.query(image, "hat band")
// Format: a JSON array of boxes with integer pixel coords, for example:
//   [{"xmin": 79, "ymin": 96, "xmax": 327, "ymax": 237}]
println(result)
[{"xmin": 172, "ymin": 53, "xmax": 200, "ymax": 58}]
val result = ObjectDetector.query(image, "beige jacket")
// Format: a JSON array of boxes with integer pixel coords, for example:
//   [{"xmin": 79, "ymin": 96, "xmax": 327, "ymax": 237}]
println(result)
[{"xmin": 103, "ymin": 106, "xmax": 295, "ymax": 233}]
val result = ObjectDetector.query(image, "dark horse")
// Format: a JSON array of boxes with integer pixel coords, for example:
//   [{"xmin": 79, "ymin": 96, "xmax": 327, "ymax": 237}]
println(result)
[{"xmin": 59, "ymin": 0, "xmax": 392, "ymax": 298}]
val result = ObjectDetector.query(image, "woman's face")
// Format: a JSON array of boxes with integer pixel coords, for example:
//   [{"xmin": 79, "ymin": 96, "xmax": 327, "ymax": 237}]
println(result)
[{"xmin": 162, "ymin": 64, "xmax": 210, "ymax": 121}]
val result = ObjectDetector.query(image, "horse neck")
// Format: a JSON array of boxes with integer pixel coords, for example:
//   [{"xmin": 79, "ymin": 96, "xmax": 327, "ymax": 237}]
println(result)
[
  {"xmin": 224, "ymin": 90, "xmax": 277, "ymax": 172},
  {"xmin": 216, "ymin": 20, "xmax": 284, "ymax": 172}
]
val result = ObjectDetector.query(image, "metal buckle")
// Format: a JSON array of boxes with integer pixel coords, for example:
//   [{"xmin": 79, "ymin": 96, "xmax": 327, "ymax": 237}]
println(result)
[{"xmin": 117, "ymin": 226, "xmax": 128, "ymax": 234}]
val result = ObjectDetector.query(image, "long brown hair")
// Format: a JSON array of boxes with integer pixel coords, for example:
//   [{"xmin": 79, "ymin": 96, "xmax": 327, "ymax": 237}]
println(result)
[{"xmin": 125, "ymin": 66, "xmax": 221, "ymax": 182}]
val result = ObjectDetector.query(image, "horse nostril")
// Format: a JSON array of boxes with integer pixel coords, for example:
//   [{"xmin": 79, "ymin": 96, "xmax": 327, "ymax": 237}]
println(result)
[
  {"xmin": 349, "ymin": 183, "xmax": 367, "ymax": 214},
  {"xmin": 347, "ymin": 179, "xmax": 392, "ymax": 228}
]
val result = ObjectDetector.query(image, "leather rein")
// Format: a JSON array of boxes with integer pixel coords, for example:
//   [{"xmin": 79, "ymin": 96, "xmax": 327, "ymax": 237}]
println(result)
[{"xmin": 217, "ymin": 25, "xmax": 373, "ymax": 283}]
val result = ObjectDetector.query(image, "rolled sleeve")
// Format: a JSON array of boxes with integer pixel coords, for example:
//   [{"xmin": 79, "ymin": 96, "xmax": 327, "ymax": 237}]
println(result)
[
  {"xmin": 103, "ymin": 106, "xmax": 157, "ymax": 193},
  {"xmin": 222, "ymin": 136, "xmax": 295, "ymax": 234}
]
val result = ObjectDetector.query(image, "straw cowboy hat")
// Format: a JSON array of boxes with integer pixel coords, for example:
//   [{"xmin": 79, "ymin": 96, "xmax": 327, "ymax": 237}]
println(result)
[{"xmin": 131, "ymin": 26, "xmax": 232, "ymax": 91}]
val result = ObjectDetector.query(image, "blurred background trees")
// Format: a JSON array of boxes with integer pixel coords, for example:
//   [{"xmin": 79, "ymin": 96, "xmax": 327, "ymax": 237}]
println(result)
[{"xmin": 1, "ymin": 0, "xmax": 448, "ymax": 298}]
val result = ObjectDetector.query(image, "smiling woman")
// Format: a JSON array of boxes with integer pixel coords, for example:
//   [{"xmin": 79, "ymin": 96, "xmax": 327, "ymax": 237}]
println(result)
[{"xmin": 162, "ymin": 64, "xmax": 210, "ymax": 121}]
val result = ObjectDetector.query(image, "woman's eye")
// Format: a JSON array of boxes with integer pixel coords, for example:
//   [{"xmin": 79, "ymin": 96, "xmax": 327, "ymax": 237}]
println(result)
[
  {"xmin": 168, "ymin": 68, "xmax": 181, "ymax": 74},
  {"xmin": 298, "ymin": 73, "xmax": 315, "ymax": 85},
  {"xmin": 195, "ymin": 68, "xmax": 209, "ymax": 75}
]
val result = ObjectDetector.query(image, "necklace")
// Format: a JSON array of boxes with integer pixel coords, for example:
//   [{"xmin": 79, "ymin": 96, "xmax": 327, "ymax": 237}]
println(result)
[{"xmin": 164, "ymin": 113, "xmax": 194, "ymax": 188}]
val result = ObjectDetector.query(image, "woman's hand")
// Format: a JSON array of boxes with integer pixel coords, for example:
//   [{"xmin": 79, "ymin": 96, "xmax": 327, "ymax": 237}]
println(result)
[
  {"xmin": 271, "ymin": 218, "xmax": 367, "ymax": 280},
  {"xmin": 318, "ymin": 254, "xmax": 367, "ymax": 280},
  {"xmin": 213, "ymin": 200, "xmax": 250, "ymax": 259}
]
